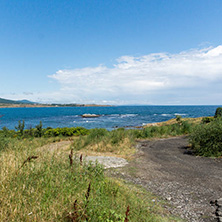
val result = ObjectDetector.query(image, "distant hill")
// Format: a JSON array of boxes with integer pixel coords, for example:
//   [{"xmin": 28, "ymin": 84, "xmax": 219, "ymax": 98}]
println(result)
[
  {"xmin": 16, "ymin": 99, "xmax": 35, "ymax": 104},
  {"xmin": 0, "ymin": 98, "xmax": 35, "ymax": 104}
]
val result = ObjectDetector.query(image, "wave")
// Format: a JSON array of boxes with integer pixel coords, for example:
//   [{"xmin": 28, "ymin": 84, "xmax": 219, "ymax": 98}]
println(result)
[
  {"xmin": 174, "ymin": 113, "xmax": 187, "ymax": 116},
  {"xmin": 120, "ymin": 114, "xmax": 138, "ymax": 118},
  {"xmin": 108, "ymin": 114, "xmax": 120, "ymax": 117},
  {"xmin": 161, "ymin": 114, "xmax": 172, "ymax": 117}
]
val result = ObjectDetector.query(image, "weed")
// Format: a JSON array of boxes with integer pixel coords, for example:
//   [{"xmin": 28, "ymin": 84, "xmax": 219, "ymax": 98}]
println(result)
[
  {"xmin": 69, "ymin": 149, "xmax": 73, "ymax": 166},
  {"xmin": 20, "ymin": 155, "xmax": 38, "ymax": 168},
  {"xmin": 124, "ymin": 205, "xmax": 130, "ymax": 222}
]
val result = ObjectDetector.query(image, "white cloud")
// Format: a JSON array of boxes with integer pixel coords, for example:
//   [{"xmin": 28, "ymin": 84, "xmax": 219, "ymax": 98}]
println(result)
[{"xmin": 48, "ymin": 45, "xmax": 222, "ymax": 104}]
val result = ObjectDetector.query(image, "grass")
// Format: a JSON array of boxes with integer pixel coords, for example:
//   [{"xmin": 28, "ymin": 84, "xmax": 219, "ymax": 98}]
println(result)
[
  {"xmin": 0, "ymin": 137, "xmax": 181, "ymax": 221},
  {"xmin": 71, "ymin": 119, "xmax": 194, "ymax": 159}
]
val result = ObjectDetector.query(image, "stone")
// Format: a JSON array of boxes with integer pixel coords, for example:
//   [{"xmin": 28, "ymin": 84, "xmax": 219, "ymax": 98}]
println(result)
[
  {"xmin": 216, "ymin": 210, "xmax": 222, "ymax": 217},
  {"xmin": 81, "ymin": 114, "xmax": 101, "ymax": 118},
  {"xmin": 217, "ymin": 198, "xmax": 222, "ymax": 206}
]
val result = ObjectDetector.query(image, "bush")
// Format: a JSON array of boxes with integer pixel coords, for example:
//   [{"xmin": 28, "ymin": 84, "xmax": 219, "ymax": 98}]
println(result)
[
  {"xmin": 214, "ymin": 107, "xmax": 222, "ymax": 118},
  {"xmin": 189, "ymin": 118, "xmax": 222, "ymax": 157},
  {"xmin": 176, "ymin": 115, "xmax": 182, "ymax": 123},
  {"xmin": 202, "ymin": 117, "xmax": 214, "ymax": 124},
  {"xmin": 35, "ymin": 121, "xmax": 43, "ymax": 137},
  {"xmin": 110, "ymin": 128, "xmax": 126, "ymax": 145},
  {"xmin": 44, "ymin": 127, "xmax": 89, "ymax": 137},
  {"xmin": 15, "ymin": 120, "xmax": 25, "ymax": 136}
]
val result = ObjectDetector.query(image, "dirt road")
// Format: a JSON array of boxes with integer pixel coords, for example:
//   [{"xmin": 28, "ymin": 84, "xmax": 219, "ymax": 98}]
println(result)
[{"xmin": 116, "ymin": 137, "xmax": 222, "ymax": 221}]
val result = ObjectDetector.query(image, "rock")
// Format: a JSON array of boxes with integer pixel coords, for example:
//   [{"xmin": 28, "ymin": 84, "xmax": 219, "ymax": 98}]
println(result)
[
  {"xmin": 81, "ymin": 114, "xmax": 101, "ymax": 118},
  {"xmin": 166, "ymin": 196, "xmax": 172, "ymax": 201},
  {"xmin": 216, "ymin": 198, "xmax": 222, "ymax": 207},
  {"xmin": 216, "ymin": 210, "xmax": 222, "ymax": 216},
  {"xmin": 85, "ymin": 156, "xmax": 128, "ymax": 169}
]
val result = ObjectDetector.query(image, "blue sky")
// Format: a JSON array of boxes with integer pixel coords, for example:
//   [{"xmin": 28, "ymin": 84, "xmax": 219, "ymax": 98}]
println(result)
[{"xmin": 0, "ymin": 0, "xmax": 222, "ymax": 105}]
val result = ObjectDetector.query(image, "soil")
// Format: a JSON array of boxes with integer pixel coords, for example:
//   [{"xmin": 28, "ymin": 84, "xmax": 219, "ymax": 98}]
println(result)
[{"xmin": 109, "ymin": 136, "xmax": 222, "ymax": 222}]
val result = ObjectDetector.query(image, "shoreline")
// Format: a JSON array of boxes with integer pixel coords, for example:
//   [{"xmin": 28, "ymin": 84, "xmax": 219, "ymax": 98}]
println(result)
[{"xmin": 0, "ymin": 104, "xmax": 112, "ymax": 108}]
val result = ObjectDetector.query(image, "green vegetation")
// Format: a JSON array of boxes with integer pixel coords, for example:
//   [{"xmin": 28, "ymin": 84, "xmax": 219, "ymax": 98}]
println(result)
[
  {"xmin": 0, "ymin": 122, "xmax": 90, "ymax": 140},
  {"xmin": 0, "ymin": 118, "xmax": 194, "ymax": 157},
  {"xmin": 190, "ymin": 118, "xmax": 222, "ymax": 157},
  {"xmin": 0, "ymin": 137, "xmax": 179, "ymax": 221},
  {"xmin": 201, "ymin": 116, "xmax": 214, "ymax": 124},
  {"xmin": 214, "ymin": 107, "xmax": 222, "ymax": 118},
  {"xmin": 70, "ymin": 121, "xmax": 194, "ymax": 157},
  {"xmin": 189, "ymin": 107, "xmax": 222, "ymax": 157}
]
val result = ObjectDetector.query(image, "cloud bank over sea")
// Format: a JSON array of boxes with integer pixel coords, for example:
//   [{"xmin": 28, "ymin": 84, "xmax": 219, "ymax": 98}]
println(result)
[{"xmin": 48, "ymin": 45, "xmax": 222, "ymax": 105}]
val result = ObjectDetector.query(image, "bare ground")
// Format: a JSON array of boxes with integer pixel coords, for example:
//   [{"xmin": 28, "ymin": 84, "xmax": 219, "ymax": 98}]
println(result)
[{"xmin": 109, "ymin": 136, "xmax": 222, "ymax": 222}]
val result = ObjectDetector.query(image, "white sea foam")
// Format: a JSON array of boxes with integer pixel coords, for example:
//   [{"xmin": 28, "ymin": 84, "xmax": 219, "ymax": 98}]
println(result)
[
  {"xmin": 161, "ymin": 114, "xmax": 172, "ymax": 117},
  {"xmin": 174, "ymin": 113, "xmax": 187, "ymax": 116},
  {"xmin": 120, "ymin": 114, "xmax": 138, "ymax": 118}
]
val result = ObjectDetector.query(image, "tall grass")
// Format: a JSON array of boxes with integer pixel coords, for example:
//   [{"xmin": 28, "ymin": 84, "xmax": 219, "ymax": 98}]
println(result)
[{"xmin": 0, "ymin": 138, "xmax": 180, "ymax": 221}]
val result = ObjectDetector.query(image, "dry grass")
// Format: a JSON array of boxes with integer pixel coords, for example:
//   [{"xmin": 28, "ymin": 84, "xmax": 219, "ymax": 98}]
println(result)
[
  {"xmin": 73, "ymin": 137, "xmax": 136, "ymax": 160},
  {"xmin": 144, "ymin": 117, "xmax": 203, "ymax": 128}
]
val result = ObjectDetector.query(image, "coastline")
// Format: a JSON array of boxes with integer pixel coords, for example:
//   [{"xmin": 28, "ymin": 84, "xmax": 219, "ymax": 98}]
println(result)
[{"xmin": 0, "ymin": 103, "xmax": 112, "ymax": 108}]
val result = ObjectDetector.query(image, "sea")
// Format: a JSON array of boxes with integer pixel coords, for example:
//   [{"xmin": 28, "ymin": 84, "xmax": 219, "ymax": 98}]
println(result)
[{"xmin": 0, "ymin": 105, "xmax": 220, "ymax": 131}]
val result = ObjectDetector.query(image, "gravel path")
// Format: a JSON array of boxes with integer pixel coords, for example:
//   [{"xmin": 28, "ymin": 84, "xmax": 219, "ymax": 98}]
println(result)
[{"xmin": 111, "ymin": 137, "xmax": 222, "ymax": 222}]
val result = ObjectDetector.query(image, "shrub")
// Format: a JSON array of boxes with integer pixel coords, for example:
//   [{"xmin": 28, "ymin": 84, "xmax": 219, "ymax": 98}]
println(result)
[
  {"xmin": 176, "ymin": 115, "xmax": 182, "ymax": 123},
  {"xmin": 15, "ymin": 120, "xmax": 25, "ymax": 136},
  {"xmin": 44, "ymin": 127, "xmax": 89, "ymax": 137},
  {"xmin": 189, "ymin": 118, "xmax": 222, "ymax": 157},
  {"xmin": 181, "ymin": 121, "xmax": 192, "ymax": 134},
  {"xmin": 214, "ymin": 107, "xmax": 222, "ymax": 118},
  {"xmin": 110, "ymin": 128, "xmax": 125, "ymax": 145},
  {"xmin": 35, "ymin": 121, "xmax": 43, "ymax": 137},
  {"xmin": 202, "ymin": 117, "xmax": 214, "ymax": 124}
]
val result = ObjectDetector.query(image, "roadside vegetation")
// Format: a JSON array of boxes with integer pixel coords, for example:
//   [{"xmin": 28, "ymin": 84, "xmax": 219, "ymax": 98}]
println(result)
[
  {"xmin": 0, "ymin": 135, "xmax": 180, "ymax": 221},
  {"xmin": 189, "ymin": 107, "xmax": 222, "ymax": 157}
]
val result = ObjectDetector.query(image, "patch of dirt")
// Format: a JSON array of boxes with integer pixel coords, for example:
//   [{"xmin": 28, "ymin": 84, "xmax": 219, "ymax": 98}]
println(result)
[{"xmin": 111, "ymin": 136, "xmax": 222, "ymax": 222}]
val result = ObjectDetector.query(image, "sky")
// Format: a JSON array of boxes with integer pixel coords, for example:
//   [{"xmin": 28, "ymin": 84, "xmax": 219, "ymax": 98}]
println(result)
[{"xmin": 0, "ymin": 0, "xmax": 222, "ymax": 105}]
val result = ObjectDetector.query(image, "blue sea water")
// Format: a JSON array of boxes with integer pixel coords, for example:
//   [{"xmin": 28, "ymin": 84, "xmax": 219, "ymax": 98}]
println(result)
[{"xmin": 0, "ymin": 106, "xmax": 220, "ymax": 131}]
